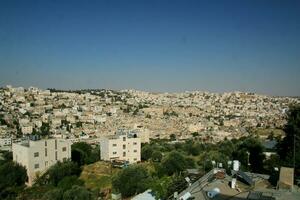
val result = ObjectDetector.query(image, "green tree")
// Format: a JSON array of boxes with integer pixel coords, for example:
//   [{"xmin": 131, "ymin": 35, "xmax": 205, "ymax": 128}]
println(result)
[
  {"xmin": 150, "ymin": 176, "xmax": 173, "ymax": 199},
  {"xmin": 161, "ymin": 151, "xmax": 187, "ymax": 175},
  {"xmin": 232, "ymin": 148, "xmax": 249, "ymax": 170},
  {"xmin": 0, "ymin": 150, "xmax": 12, "ymax": 162},
  {"xmin": 199, "ymin": 150, "xmax": 229, "ymax": 172},
  {"xmin": 40, "ymin": 122, "xmax": 50, "ymax": 136},
  {"xmin": 57, "ymin": 176, "xmax": 84, "ymax": 191},
  {"xmin": 184, "ymin": 140, "xmax": 201, "ymax": 156},
  {"xmin": 277, "ymin": 105, "xmax": 300, "ymax": 170},
  {"xmin": 112, "ymin": 165, "xmax": 152, "ymax": 198},
  {"xmin": 141, "ymin": 145, "xmax": 154, "ymax": 161},
  {"xmin": 263, "ymin": 154, "xmax": 281, "ymax": 186},
  {"xmin": 151, "ymin": 175, "xmax": 187, "ymax": 199},
  {"xmin": 0, "ymin": 161, "xmax": 28, "ymax": 199},
  {"xmin": 42, "ymin": 189, "xmax": 63, "ymax": 200},
  {"xmin": 164, "ymin": 176, "xmax": 187, "ymax": 199},
  {"xmin": 71, "ymin": 142, "xmax": 99, "ymax": 165},
  {"xmin": 240, "ymin": 137, "xmax": 265, "ymax": 173},
  {"xmin": 36, "ymin": 161, "xmax": 81, "ymax": 186},
  {"xmin": 151, "ymin": 151, "xmax": 163, "ymax": 162},
  {"xmin": 63, "ymin": 186, "xmax": 93, "ymax": 200}
]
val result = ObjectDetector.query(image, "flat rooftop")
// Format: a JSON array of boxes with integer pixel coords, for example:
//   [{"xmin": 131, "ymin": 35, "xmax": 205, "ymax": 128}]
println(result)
[{"xmin": 178, "ymin": 169, "xmax": 300, "ymax": 200}]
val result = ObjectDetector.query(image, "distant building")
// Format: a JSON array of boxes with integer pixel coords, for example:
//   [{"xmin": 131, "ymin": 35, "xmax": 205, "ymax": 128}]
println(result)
[
  {"xmin": 100, "ymin": 131, "xmax": 141, "ymax": 163},
  {"xmin": 21, "ymin": 125, "xmax": 33, "ymax": 135},
  {"xmin": 131, "ymin": 125, "xmax": 150, "ymax": 143},
  {"xmin": 0, "ymin": 137, "xmax": 12, "ymax": 147},
  {"xmin": 12, "ymin": 137, "xmax": 72, "ymax": 185}
]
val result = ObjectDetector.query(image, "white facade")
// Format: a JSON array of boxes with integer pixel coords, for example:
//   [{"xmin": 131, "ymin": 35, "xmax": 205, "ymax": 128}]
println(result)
[
  {"xmin": 0, "ymin": 137, "xmax": 12, "ymax": 147},
  {"xmin": 131, "ymin": 129, "xmax": 150, "ymax": 143},
  {"xmin": 12, "ymin": 138, "xmax": 72, "ymax": 185},
  {"xmin": 100, "ymin": 134, "xmax": 141, "ymax": 163}
]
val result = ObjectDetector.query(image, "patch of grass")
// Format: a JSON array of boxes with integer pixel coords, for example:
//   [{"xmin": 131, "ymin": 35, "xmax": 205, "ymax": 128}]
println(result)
[
  {"xmin": 84, "ymin": 175, "xmax": 111, "ymax": 190},
  {"xmin": 253, "ymin": 128, "xmax": 285, "ymax": 138},
  {"xmin": 79, "ymin": 161, "xmax": 120, "ymax": 191}
]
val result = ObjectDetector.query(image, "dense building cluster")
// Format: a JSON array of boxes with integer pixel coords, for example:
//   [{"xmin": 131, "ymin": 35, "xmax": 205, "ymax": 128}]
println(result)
[{"xmin": 0, "ymin": 85, "xmax": 299, "ymax": 146}]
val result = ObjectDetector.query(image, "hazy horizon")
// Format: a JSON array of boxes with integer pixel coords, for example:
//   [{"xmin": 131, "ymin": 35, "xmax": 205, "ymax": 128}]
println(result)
[{"xmin": 1, "ymin": 0, "xmax": 300, "ymax": 96}]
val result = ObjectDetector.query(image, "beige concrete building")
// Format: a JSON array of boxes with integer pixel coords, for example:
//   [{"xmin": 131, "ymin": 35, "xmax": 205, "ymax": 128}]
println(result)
[
  {"xmin": 100, "ymin": 132, "xmax": 141, "ymax": 163},
  {"xmin": 21, "ymin": 125, "xmax": 33, "ymax": 135},
  {"xmin": 12, "ymin": 138, "xmax": 72, "ymax": 185}
]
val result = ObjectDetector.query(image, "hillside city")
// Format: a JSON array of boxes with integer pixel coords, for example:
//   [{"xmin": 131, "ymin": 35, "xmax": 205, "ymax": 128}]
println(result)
[
  {"xmin": 1, "ymin": 85, "xmax": 300, "ymax": 200},
  {"xmin": 2, "ymin": 0, "xmax": 300, "ymax": 199},
  {"xmin": 1, "ymin": 85, "xmax": 299, "ymax": 144}
]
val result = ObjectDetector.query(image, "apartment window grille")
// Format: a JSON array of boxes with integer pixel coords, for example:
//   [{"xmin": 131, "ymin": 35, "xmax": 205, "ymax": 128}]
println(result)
[{"xmin": 34, "ymin": 152, "xmax": 39, "ymax": 157}]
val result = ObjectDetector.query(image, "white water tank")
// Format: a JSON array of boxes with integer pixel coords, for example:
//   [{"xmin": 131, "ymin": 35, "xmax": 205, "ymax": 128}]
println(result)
[
  {"xmin": 174, "ymin": 192, "xmax": 178, "ymax": 199},
  {"xmin": 212, "ymin": 160, "xmax": 216, "ymax": 166},
  {"xmin": 207, "ymin": 188, "xmax": 220, "ymax": 198},
  {"xmin": 179, "ymin": 192, "xmax": 191, "ymax": 200},
  {"xmin": 231, "ymin": 178, "xmax": 237, "ymax": 189},
  {"xmin": 233, "ymin": 160, "xmax": 239, "ymax": 171},
  {"xmin": 228, "ymin": 160, "xmax": 232, "ymax": 166}
]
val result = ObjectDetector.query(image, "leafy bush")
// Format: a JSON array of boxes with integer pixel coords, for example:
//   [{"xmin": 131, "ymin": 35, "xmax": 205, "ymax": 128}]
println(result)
[
  {"xmin": 112, "ymin": 165, "xmax": 152, "ymax": 198},
  {"xmin": 36, "ymin": 161, "xmax": 81, "ymax": 186}
]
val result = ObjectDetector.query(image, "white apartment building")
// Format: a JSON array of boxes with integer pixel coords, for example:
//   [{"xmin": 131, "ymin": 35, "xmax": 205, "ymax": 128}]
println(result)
[
  {"xmin": 0, "ymin": 137, "xmax": 12, "ymax": 147},
  {"xmin": 100, "ymin": 132, "xmax": 141, "ymax": 163},
  {"xmin": 12, "ymin": 138, "xmax": 72, "ymax": 185},
  {"xmin": 128, "ymin": 129, "xmax": 150, "ymax": 143}
]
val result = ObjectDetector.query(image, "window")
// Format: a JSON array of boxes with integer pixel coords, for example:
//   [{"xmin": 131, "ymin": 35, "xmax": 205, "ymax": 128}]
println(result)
[
  {"xmin": 45, "ymin": 141, "xmax": 47, "ymax": 146},
  {"xmin": 134, "ymin": 149, "xmax": 137, "ymax": 153},
  {"xmin": 55, "ymin": 140, "xmax": 57, "ymax": 149},
  {"xmin": 123, "ymin": 152, "xmax": 126, "ymax": 157},
  {"xmin": 62, "ymin": 147, "xmax": 66, "ymax": 152},
  {"xmin": 112, "ymin": 144, "xmax": 117, "ymax": 147},
  {"xmin": 133, "ymin": 142, "xmax": 137, "ymax": 145},
  {"xmin": 123, "ymin": 144, "xmax": 126, "ymax": 149},
  {"xmin": 55, "ymin": 151, "xmax": 57, "ymax": 160},
  {"xmin": 34, "ymin": 152, "xmax": 39, "ymax": 157},
  {"xmin": 63, "ymin": 157, "xmax": 67, "ymax": 162},
  {"xmin": 134, "ymin": 158, "xmax": 137, "ymax": 161},
  {"xmin": 34, "ymin": 164, "xmax": 39, "ymax": 169},
  {"xmin": 123, "ymin": 137, "xmax": 126, "ymax": 141},
  {"xmin": 45, "ymin": 148, "xmax": 47, "ymax": 156},
  {"xmin": 45, "ymin": 161, "xmax": 48, "ymax": 167},
  {"xmin": 113, "ymin": 152, "xmax": 117, "ymax": 155}
]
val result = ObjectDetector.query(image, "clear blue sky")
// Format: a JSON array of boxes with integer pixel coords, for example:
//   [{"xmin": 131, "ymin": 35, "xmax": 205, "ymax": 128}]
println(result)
[{"xmin": 0, "ymin": 0, "xmax": 299, "ymax": 96}]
